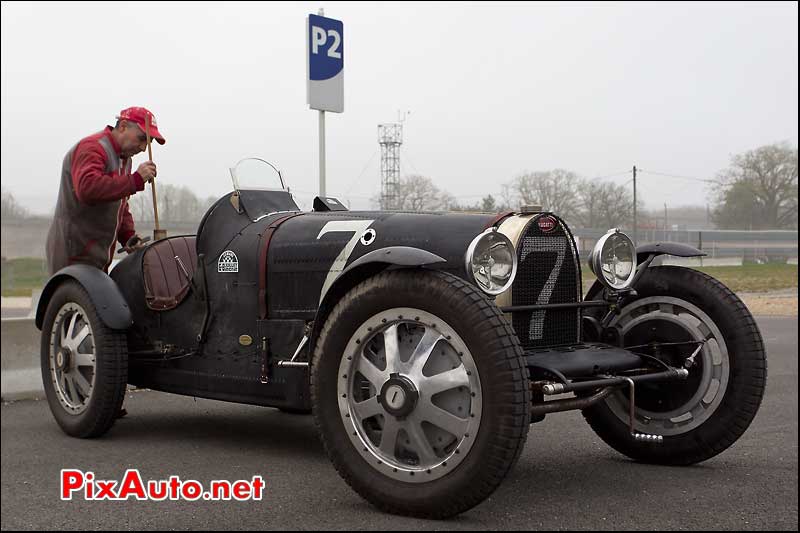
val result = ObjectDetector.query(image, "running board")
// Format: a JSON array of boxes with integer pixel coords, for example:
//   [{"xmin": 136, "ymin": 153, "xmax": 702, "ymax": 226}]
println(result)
[{"xmin": 525, "ymin": 343, "xmax": 644, "ymax": 380}]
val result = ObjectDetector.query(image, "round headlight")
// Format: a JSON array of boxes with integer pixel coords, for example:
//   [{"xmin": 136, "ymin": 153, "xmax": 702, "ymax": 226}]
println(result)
[
  {"xmin": 588, "ymin": 229, "xmax": 637, "ymax": 290},
  {"xmin": 465, "ymin": 229, "xmax": 517, "ymax": 296}
]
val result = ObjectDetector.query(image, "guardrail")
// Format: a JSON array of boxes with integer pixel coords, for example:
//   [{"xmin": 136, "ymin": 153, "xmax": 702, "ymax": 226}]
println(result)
[
  {"xmin": 572, "ymin": 228, "xmax": 798, "ymax": 262},
  {"xmin": 1, "ymin": 317, "xmax": 42, "ymax": 400}
]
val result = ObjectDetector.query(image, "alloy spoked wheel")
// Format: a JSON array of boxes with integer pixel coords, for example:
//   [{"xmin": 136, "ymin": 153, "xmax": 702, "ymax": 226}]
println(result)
[
  {"xmin": 338, "ymin": 308, "xmax": 482, "ymax": 482},
  {"xmin": 40, "ymin": 281, "xmax": 128, "ymax": 438},
  {"xmin": 49, "ymin": 303, "xmax": 97, "ymax": 414},
  {"xmin": 312, "ymin": 270, "xmax": 530, "ymax": 518}
]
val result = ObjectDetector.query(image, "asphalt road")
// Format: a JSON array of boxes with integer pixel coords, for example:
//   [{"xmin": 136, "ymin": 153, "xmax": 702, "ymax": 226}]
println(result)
[{"xmin": 1, "ymin": 317, "xmax": 796, "ymax": 530}]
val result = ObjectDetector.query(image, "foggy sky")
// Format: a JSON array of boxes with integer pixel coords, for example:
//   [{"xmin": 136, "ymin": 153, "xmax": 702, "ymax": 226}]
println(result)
[{"xmin": 1, "ymin": 1, "xmax": 798, "ymax": 215}]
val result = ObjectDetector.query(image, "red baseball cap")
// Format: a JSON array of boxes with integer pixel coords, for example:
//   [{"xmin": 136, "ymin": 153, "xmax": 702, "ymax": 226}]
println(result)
[{"xmin": 117, "ymin": 106, "xmax": 166, "ymax": 145}]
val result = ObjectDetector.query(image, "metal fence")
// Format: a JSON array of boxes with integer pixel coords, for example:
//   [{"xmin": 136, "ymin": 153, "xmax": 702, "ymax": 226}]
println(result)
[
  {"xmin": 2, "ymin": 218, "xmax": 798, "ymax": 263},
  {"xmin": 572, "ymin": 228, "xmax": 798, "ymax": 263}
]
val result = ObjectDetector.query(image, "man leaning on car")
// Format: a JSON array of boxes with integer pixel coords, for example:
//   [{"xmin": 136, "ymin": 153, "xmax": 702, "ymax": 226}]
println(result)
[{"xmin": 45, "ymin": 107, "xmax": 166, "ymax": 275}]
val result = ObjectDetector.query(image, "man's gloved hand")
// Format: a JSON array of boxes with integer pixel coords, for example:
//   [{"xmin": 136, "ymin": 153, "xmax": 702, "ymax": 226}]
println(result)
[
  {"xmin": 136, "ymin": 161, "xmax": 157, "ymax": 184},
  {"xmin": 121, "ymin": 234, "xmax": 150, "ymax": 254}
]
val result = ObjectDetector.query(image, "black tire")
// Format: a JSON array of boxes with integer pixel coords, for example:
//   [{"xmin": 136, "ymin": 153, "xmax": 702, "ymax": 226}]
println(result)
[
  {"xmin": 278, "ymin": 407, "xmax": 312, "ymax": 415},
  {"xmin": 40, "ymin": 281, "xmax": 128, "ymax": 438},
  {"xmin": 583, "ymin": 266, "xmax": 767, "ymax": 465},
  {"xmin": 311, "ymin": 270, "xmax": 530, "ymax": 519}
]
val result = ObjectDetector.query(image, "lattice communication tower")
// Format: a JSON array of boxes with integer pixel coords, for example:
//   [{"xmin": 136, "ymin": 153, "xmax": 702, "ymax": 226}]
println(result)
[{"xmin": 378, "ymin": 123, "xmax": 403, "ymax": 210}]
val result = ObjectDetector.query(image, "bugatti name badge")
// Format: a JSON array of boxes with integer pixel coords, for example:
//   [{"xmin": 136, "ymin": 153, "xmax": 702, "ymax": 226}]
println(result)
[
  {"xmin": 537, "ymin": 215, "xmax": 557, "ymax": 233},
  {"xmin": 218, "ymin": 250, "xmax": 239, "ymax": 273}
]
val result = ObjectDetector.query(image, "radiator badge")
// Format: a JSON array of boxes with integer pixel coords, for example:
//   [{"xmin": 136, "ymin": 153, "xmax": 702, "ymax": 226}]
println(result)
[
  {"xmin": 218, "ymin": 250, "xmax": 239, "ymax": 273},
  {"xmin": 537, "ymin": 215, "xmax": 557, "ymax": 233}
]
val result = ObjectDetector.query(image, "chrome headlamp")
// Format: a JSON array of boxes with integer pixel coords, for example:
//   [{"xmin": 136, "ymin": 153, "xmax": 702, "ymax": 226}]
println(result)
[
  {"xmin": 465, "ymin": 229, "xmax": 517, "ymax": 296},
  {"xmin": 588, "ymin": 229, "xmax": 637, "ymax": 290}
]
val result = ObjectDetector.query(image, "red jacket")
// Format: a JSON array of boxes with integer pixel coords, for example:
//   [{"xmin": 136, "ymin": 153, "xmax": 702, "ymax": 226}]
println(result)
[
  {"xmin": 71, "ymin": 126, "xmax": 146, "ymax": 244},
  {"xmin": 46, "ymin": 127, "xmax": 147, "ymax": 274}
]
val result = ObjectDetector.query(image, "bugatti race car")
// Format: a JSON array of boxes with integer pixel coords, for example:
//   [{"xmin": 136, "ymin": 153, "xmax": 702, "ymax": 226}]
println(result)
[{"xmin": 37, "ymin": 159, "xmax": 766, "ymax": 518}]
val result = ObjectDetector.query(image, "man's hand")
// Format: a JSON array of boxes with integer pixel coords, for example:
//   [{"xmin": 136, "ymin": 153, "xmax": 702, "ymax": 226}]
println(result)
[
  {"xmin": 120, "ymin": 234, "xmax": 150, "ymax": 254},
  {"xmin": 136, "ymin": 161, "xmax": 157, "ymax": 183}
]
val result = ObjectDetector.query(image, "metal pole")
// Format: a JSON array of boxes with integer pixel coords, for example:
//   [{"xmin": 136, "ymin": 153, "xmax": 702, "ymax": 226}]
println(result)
[
  {"xmin": 319, "ymin": 109, "xmax": 326, "ymax": 197},
  {"xmin": 633, "ymin": 165, "xmax": 637, "ymax": 245},
  {"xmin": 317, "ymin": 7, "xmax": 326, "ymax": 199}
]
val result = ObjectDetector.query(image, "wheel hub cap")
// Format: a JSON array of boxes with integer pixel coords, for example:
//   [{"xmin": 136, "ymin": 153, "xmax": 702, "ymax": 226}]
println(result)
[
  {"xmin": 56, "ymin": 347, "xmax": 71, "ymax": 371},
  {"xmin": 378, "ymin": 374, "xmax": 419, "ymax": 418}
]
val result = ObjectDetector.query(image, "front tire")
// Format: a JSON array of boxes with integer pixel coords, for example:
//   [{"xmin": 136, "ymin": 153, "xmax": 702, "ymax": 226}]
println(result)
[
  {"xmin": 311, "ymin": 270, "xmax": 530, "ymax": 518},
  {"xmin": 40, "ymin": 281, "xmax": 128, "ymax": 438},
  {"xmin": 583, "ymin": 266, "xmax": 767, "ymax": 465}
]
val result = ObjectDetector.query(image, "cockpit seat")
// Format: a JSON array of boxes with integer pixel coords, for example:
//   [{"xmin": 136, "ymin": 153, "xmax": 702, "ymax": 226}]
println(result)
[{"xmin": 142, "ymin": 236, "xmax": 197, "ymax": 311}]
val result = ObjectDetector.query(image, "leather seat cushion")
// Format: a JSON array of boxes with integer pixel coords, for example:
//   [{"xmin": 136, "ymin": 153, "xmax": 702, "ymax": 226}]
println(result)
[{"xmin": 142, "ymin": 236, "xmax": 197, "ymax": 311}]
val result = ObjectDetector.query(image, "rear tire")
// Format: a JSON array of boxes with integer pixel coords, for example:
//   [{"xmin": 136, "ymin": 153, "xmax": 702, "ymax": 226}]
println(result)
[
  {"xmin": 40, "ymin": 281, "xmax": 128, "ymax": 438},
  {"xmin": 311, "ymin": 270, "xmax": 530, "ymax": 518},
  {"xmin": 583, "ymin": 266, "xmax": 767, "ymax": 465}
]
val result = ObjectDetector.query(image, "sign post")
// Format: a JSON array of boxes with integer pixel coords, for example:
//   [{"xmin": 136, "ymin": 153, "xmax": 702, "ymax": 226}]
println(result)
[{"xmin": 307, "ymin": 10, "xmax": 344, "ymax": 198}]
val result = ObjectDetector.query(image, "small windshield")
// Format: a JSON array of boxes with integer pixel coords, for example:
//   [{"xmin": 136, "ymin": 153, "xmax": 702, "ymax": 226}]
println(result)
[{"xmin": 230, "ymin": 158, "xmax": 286, "ymax": 191}]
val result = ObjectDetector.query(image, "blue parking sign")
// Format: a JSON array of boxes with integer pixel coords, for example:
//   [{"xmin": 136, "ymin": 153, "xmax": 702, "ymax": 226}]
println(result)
[{"xmin": 307, "ymin": 14, "xmax": 344, "ymax": 112}]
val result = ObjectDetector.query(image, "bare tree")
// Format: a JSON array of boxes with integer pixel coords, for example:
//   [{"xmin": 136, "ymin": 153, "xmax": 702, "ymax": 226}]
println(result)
[
  {"xmin": 127, "ymin": 184, "xmax": 217, "ymax": 224},
  {"xmin": 576, "ymin": 180, "xmax": 634, "ymax": 229},
  {"xmin": 1, "ymin": 188, "xmax": 29, "ymax": 220},
  {"xmin": 128, "ymin": 188, "xmax": 151, "ymax": 222},
  {"xmin": 507, "ymin": 169, "xmax": 582, "ymax": 221},
  {"xmin": 712, "ymin": 142, "xmax": 798, "ymax": 229},
  {"xmin": 385, "ymin": 174, "xmax": 455, "ymax": 212}
]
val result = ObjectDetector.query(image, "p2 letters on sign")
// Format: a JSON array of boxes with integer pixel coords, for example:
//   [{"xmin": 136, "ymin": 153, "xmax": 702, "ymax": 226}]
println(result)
[{"xmin": 307, "ymin": 13, "xmax": 344, "ymax": 113}]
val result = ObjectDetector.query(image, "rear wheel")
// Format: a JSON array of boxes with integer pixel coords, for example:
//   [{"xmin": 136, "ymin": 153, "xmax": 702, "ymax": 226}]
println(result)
[
  {"xmin": 40, "ymin": 281, "xmax": 128, "ymax": 438},
  {"xmin": 312, "ymin": 270, "xmax": 530, "ymax": 518},
  {"xmin": 583, "ymin": 266, "xmax": 767, "ymax": 465}
]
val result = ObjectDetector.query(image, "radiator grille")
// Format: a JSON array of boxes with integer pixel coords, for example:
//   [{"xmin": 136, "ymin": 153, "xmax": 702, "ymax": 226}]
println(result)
[{"xmin": 511, "ymin": 214, "xmax": 581, "ymax": 349}]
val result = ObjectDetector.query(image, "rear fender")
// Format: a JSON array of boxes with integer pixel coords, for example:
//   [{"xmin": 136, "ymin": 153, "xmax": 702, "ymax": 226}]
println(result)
[{"xmin": 35, "ymin": 264, "xmax": 132, "ymax": 331}]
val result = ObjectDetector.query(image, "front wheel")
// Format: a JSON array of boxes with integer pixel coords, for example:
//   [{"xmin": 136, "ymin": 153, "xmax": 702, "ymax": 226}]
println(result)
[
  {"xmin": 40, "ymin": 281, "xmax": 128, "ymax": 438},
  {"xmin": 583, "ymin": 266, "xmax": 767, "ymax": 465},
  {"xmin": 311, "ymin": 270, "xmax": 530, "ymax": 518}
]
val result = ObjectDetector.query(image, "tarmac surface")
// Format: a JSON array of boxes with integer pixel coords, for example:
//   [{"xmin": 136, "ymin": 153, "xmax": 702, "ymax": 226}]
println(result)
[{"xmin": 1, "ymin": 316, "xmax": 797, "ymax": 530}]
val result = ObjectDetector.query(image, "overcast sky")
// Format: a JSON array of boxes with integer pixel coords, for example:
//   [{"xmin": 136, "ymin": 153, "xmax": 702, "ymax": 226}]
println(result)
[{"xmin": 1, "ymin": 1, "xmax": 797, "ymax": 215}]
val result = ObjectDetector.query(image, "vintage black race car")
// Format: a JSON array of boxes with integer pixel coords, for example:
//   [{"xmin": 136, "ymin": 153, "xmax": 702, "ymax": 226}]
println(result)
[{"xmin": 36, "ymin": 159, "xmax": 766, "ymax": 518}]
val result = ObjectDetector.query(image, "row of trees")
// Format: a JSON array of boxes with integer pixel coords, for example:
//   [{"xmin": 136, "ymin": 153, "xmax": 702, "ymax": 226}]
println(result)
[
  {"xmin": 384, "ymin": 141, "xmax": 797, "ymax": 230},
  {"xmin": 128, "ymin": 184, "xmax": 217, "ymax": 224},
  {"xmin": 382, "ymin": 170, "xmax": 637, "ymax": 229},
  {"xmin": 2, "ymin": 143, "xmax": 796, "ymax": 230},
  {"xmin": 1, "ymin": 184, "xmax": 215, "ymax": 224}
]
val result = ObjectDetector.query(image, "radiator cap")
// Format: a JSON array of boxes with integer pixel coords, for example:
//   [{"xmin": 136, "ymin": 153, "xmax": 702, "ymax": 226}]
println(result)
[{"xmin": 520, "ymin": 205, "xmax": 543, "ymax": 214}]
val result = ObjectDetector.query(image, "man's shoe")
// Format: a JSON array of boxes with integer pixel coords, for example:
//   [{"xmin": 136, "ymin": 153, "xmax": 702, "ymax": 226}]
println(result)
[{"xmin": 116, "ymin": 408, "xmax": 128, "ymax": 419}]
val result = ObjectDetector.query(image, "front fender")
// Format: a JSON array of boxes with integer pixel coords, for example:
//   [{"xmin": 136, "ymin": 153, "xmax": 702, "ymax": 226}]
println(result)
[
  {"xmin": 636, "ymin": 242, "xmax": 706, "ymax": 264},
  {"xmin": 585, "ymin": 242, "xmax": 709, "ymax": 301},
  {"xmin": 35, "ymin": 264, "xmax": 132, "ymax": 331},
  {"xmin": 306, "ymin": 246, "xmax": 447, "ymax": 360},
  {"xmin": 340, "ymin": 246, "xmax": 446, "ymax": 277}
]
